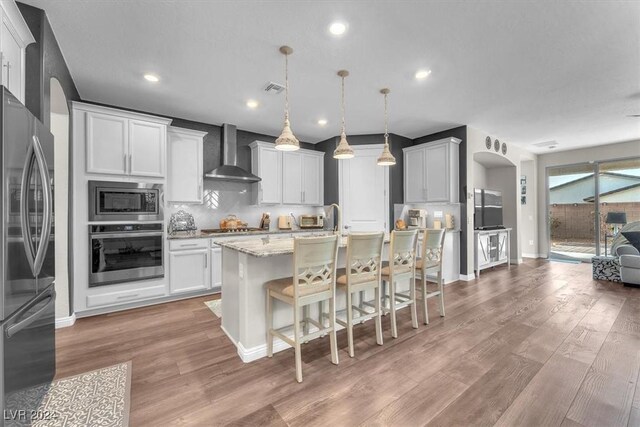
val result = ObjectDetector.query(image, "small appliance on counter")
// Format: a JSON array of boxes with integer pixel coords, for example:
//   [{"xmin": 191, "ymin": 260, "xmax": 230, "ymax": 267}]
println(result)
[
  {"xmin": 278, "ymin": 215, "xmax": 292, "ymax": 230},
  {"xmin": 168, "ymin": 210, "xmax": 196, "ymax": 235},
  {"xmin": 445, "ymin": 213, "xmax": 455, "ymax": 230},
  {"xmin": 299, "ymin": 214, "xmax": 324, "ymax": 229},
  {"xmin": 407, "ymin": 209, "xmax": 427, "ymax": 228}
]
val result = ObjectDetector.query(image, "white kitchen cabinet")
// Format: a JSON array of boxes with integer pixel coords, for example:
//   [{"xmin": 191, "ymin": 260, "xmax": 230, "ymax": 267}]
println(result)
[
  {"xmin": 403, "ymin": 137, "xmax": 460, "ymax": 204},
  {"xmin": 302, "ymin": 153, "xmax": 323, "ymax": 205},
  {"xmin": 249, "ymin": 141, "xmax": 324, "ymax": 206},
  {"xmin": 0, "ymin": 1, "xmax": 34, "ymax": 104},
  {"xmin": 167, "ymin": 127, "xmax": 206, "ymax": 203},
  {"xmin": 169, "ymin": 248, "xmax": 210, "ymax": 294},
  {"xmin": 129, "ymin": 120, "xmax": 166, "ymax": 177},
  {"xmin": 210, "ymin": 244, "xmax": 222, "ymax": 289},
  {"xmin": 282, "ymin": 151, "xmax": 303, "ymax": 204},
  {"xmin": 250, "ymin": 141, "xmax": 282, "ymax": 205},
  {"xmin": 81, "ymin": 103, "xmax": 171, "ymax": 177},
  {"xmin": 86, "ymin": 112, "xmax": 129, "ymax": 175}
]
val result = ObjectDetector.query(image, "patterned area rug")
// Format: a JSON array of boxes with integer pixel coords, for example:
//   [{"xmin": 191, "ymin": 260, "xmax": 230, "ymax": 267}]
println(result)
[
  {"xmin": 205, "ymin": 299, "xmax": 222, "ymax": 318},
  {"xmin": 6, "ymin": 362, "xmax": 132, "ymax": 427}
]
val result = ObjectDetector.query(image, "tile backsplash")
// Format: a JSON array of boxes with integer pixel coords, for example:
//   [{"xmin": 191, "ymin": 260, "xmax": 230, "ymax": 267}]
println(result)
[{"xmin": 167, "ymin": 180, "xmax": 324, "ymax": 230}]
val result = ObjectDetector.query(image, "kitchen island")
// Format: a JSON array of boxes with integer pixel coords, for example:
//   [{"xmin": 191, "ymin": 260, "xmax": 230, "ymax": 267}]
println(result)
[{"xmin": 216, "ymin": 233, "xmax": 395, "ymax": 362}]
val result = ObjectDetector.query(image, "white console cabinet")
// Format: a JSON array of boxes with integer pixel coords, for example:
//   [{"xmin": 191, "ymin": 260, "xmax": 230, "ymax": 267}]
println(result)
[{"xmin": 474, "ymin": 228, "xmax": 511, "ymax": 277}]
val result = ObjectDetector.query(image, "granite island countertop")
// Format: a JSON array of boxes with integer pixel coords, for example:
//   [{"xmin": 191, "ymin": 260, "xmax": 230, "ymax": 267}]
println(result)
[
  {"xmin": 167, "ymin": 228, "xmax": 327, "ymax": 240},
  {"xmin": 215, "ymin": 233, "xmax": 392, "ymax": 257}
]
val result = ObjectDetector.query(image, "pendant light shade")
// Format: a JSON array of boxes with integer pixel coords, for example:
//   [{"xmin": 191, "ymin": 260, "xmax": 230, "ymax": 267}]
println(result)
[
  {"xmin": 275, "ymin": 46, "xmax": 300, "ymax": 151},
  {"xmin": 377, "ymin": 88, "xmax": 396, "ymax": 166},
  {"xmin": 333, "ymin": 70, "xmax": 354, "ymax": 160}
]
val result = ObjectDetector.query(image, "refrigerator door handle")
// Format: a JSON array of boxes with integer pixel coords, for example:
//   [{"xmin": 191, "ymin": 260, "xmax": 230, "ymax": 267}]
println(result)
[
  {"xmin": 5, "ymin": 287, "xmax": 56, "ymax": 338},
  {"xmin": 31, "ymin": 134, "xmax": 53, "ymax": 277},
  {"xmin": 19, "ymin": 140, "xmax": 37, "ymax": 275}
]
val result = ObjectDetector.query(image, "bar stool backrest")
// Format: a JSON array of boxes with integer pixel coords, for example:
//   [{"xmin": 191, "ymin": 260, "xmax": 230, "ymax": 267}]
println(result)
[
  {"xmin": 293, "ymin": 235, "xmax": 340, "ymax": 298},
  {"xmin": 346, "ymin": 232, "xmax": 385, "ymax": 284},
  {"xmin": 422, "ymin": 229, "xmax": 446, "ymax": 267},
  {"xmin": 389, "ymin": 230, "xmax": 418, "ymax": 273}
]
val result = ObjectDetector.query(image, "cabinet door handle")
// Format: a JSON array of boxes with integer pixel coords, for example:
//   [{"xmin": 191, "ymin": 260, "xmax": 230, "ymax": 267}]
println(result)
[
  {"xmin": 204, "ymin": 253, "xmax": 208, "ymax": 268},
  {"xmin": 3, "ymin": 60, "xmax": 10, "ymax": 88},
  {"xmin": 128, "ymin": 154, "xmax": 132, "ymax": 174},
  {"xmin": 123, "ymin": 154, "xmax": 127, "ymax": 172}
]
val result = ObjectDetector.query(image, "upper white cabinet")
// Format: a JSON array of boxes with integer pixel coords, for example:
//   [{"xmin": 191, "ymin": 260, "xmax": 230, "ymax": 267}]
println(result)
[
  {"xmin": 77, "ymin": 103, "xmax": 172, "ymax": 177},
  {"xmin": 403, "ymin": 137, "xmax": 460, "ymax": 204},
  {"xmin": 167, "ymin": 127, "xmax": 206, "ymax": 203},
  {"xmin": 250, "ymin": 141, "xmax": 282, "ymax": 205},
  {"xmin": 0, "ymin": 1, "xmax": 35, "ymax": 104},
  {"xmin": 249, "ymin": 141, "xmax": 324, "ymax": 206},
  {"xmin": 129, "ymin": 120, "xmax": 166, "ymax": 177}
]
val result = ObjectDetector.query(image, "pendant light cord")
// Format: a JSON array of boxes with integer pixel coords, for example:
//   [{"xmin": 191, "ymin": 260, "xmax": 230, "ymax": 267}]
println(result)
[
  {"xmin": 341, "ymin": 76, "xmax": 346, "ymax": 134},
  {"xmin": 384, "ymin": 92, "xmax": 390, "ymax": 145},
  {"xmin": 284, "ymin": 53, "xmax": 289, "ymax": 121}
]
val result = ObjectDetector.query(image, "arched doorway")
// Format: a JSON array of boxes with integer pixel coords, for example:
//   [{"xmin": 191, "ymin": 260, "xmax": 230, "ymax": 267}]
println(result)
[{"xmin": 49, "ymin": 78, "xmax": 71, "ymax": 321}]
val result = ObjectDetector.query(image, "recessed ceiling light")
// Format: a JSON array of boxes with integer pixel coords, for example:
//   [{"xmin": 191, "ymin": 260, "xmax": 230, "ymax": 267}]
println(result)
[
  {"xmin": 415, "ymin": 69, "xmax": 431, "ymax": 80},
  {"xmin": 329, "ymin": 22, "xmax": 347, "ymax": 36},
  {"xmin": 144, "ymin": 74, "xmax": 160, "ymax": 82},
  {"xmin": 317, "ymin": 119, "xmax": 328, "ymax": 126},
  {"xmin": 246, "ymin": 99, "xmax": 259, "ymax": 109}
]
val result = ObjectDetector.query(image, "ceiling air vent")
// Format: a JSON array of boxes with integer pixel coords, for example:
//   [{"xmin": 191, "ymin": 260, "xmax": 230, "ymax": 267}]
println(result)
[
  {"xmin": 532, "ymin": 140, "xmax": 558, "ymax": 149},
  {"xmin": 263, "ymin": 82, "xmax": 285, "ymax": 94}
]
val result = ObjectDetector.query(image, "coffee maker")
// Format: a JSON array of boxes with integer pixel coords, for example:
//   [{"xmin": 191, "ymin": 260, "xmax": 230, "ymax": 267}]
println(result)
[{"xmin": 407, "ymin": 209, "xmax": 427, "ymax": 228}]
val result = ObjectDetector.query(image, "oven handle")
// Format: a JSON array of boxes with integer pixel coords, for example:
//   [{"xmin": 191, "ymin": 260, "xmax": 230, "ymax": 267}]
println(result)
[{"xmin": 90, "ymin": 232, "xmax": 164, "ymax": 239}]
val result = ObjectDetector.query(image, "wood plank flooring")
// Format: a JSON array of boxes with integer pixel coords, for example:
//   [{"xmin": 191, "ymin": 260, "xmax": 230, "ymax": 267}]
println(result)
[{"xmin": 55, "ymin": 259, "xmax": 640, "ymax": 426}]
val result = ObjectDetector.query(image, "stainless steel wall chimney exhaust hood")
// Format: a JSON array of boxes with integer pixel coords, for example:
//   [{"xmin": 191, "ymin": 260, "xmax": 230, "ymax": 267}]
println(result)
[{"xmin": 204, "ymin": 124, "xmax": 261, "ymax": 182}]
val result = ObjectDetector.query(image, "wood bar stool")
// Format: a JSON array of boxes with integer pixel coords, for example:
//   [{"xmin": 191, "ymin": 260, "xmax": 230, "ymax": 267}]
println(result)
[
  {"xmin": 265, "ymin": 234, "xmax": 339, "ymax": 383},
  {"xmin": 381, "ymin": 229, "xmax": 419, "ymax": 338},
  {"xmin": 335, "ymin": 232, "xmax": 385, "ymax": 357},
  {"xmin": 414, "ymin": 229, "xmax": 446, "ymax": 324}
]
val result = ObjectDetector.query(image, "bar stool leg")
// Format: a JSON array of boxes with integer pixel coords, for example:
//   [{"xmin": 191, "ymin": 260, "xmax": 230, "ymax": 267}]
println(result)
[
  {"xmin": 422, "ymin": 278, "xmax": 429, "ymax": 325},
  {"xmin": 438, "ymin": 270, "xmax": 445, "ymax": 317},
  {"xmin": 267, "ymin": 290, "xmax": 274, "ymax": 357},
  {"xmin": 346, "ymin": 290, "xmax": 354, "ymax": 357},
  {"xmin": 374, "ymin": 286, "xmax": 383, "ymax": 346},
  {"xmin": 303, "ymin": 305, "xmax": 310, "ymax": 335},
  {"xmin": 381, "ymin": 280, "xmax": 388, "ymax": 316},
  {"xmin": 410, "ymin": 278, "xmax": 418, "ymax": 329},
  {"xmin": 389, "ymin": 279, "xmax": 398, "ymax": 338},
  {"xmin": 329, "ymin": 295, "xmax": 339, "ymax": 365},
  {"xmin": 293, "ymin": 303, "xmax": 303, "ymax": 383}
]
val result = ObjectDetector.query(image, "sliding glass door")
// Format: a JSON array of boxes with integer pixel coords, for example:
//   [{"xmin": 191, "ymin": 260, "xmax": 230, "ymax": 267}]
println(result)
[{"xmin": 548, "ymin": 157, "xmax": 640, "ymax": 261}]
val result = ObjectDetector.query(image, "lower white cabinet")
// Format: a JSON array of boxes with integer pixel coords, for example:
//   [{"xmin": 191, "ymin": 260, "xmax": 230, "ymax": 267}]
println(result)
[
  {"xmin": 210, "ymin": 244, "xmax": 222, "ymax": 289},
  {"xmin": 169, "ymin": 247, "xmax": 210, "ymax": 294},
  {"xmin": 86, "ymin": 285, "xmax": 166, "ymax": 308}
]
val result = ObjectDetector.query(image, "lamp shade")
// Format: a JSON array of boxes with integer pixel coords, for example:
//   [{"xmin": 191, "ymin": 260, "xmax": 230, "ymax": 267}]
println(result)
[{"xmin": 605, "ymin": 212, "xmax": 627, "ymax": 224}]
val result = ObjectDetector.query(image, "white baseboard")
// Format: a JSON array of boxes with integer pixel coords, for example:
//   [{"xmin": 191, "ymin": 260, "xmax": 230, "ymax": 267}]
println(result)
[
  {"xmin": 458, "ymin": 273, "xmax": 476, "ymax": 281},
  {"xmin": 55, "ymin": 313, "xmax": 76, "ymax": 328},
  {"xmin": 522, "ymin": 253, "xmax": 545, "ymax": 259}
]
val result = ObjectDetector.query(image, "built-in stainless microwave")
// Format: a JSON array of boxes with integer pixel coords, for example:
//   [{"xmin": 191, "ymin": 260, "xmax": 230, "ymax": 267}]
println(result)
[{"xmin": 89, "ymin": 181, "xmax": 163, "ymax": 222}]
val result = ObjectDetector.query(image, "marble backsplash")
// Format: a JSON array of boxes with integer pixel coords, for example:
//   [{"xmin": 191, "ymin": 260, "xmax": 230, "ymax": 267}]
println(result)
[{"xmin": 167, "ymin": 179, "xmax": 324, "ymax": 231}]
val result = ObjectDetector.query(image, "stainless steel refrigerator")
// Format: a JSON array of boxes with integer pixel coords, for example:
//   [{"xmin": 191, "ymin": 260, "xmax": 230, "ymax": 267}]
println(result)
[{"xmin": 0, "ymin": 87, "xmax": 56, "ymax": 425}]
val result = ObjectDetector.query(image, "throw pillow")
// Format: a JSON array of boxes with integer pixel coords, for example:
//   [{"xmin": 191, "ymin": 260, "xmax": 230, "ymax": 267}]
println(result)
[{"xmin": 621, "ymin": 231, "xmax": 640, "ymax": 253}]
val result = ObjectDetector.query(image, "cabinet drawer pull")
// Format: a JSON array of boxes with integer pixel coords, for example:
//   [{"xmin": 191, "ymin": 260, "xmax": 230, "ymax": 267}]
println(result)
[
  {"xmin": 180, "ymin": 243, "xmax": 198, "ymax": 247},
  {"xmin": 117, "ymin": 293, "xmax": 140, "ymax": 300}
]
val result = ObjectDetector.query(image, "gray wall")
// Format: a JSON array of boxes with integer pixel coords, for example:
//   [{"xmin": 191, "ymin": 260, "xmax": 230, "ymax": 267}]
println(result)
[{"xmin": 18, "ymin": 2, "xmax": 80, "ymax": 126}]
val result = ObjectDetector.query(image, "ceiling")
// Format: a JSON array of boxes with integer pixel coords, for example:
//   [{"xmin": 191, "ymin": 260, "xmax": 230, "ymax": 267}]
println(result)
[{"xmin": 21, "ymin": 0, "xmax": 640, "ymax": 153}]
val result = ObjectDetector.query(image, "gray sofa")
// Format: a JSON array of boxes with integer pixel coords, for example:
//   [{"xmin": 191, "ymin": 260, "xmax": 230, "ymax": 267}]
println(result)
[{"xmin": 616, "ymin": 244, "xmax": 640, "ymax": 287}]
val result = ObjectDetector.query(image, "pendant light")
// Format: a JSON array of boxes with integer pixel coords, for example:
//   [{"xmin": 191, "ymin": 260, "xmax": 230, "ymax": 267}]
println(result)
[
  {"xmin": 377, "ymin": 88, "xmax": 396, "ymax": 166},
  {"xmin": 275, "ymin": 46, "xmax": 300, "ymax": 151},
  {"xmin": 333, "ymin": 70, "xmax": 354, "ymax": 159}
]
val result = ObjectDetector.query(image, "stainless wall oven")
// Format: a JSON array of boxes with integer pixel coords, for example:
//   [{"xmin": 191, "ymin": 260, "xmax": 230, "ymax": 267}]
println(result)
[
  {"xmin": 89, "ymin": 181, "xmax": 163, "ymax": 222},
  {"xmin": 89, "ymin": 223, "xmax": 164, "ymax": 287}
]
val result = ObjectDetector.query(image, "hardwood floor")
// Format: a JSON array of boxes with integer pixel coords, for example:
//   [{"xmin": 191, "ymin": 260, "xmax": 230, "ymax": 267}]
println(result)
[{"xmin": 55, "ymin": 259, "xmax": 640, "ymax": 426}]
